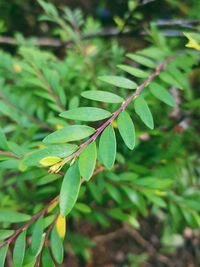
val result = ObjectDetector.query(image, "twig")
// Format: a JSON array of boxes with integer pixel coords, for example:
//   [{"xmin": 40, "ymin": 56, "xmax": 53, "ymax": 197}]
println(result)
[
  {"xmin": 32, "ymin": 65, "xmax": 65, "ymax": 112},
  {"xmin": 0, "ymin": 150, "xmax": 20, "ymax": 159},
  {"xmin": 52, "ymin": 57, "xmax": 173, "ymax": 173}
]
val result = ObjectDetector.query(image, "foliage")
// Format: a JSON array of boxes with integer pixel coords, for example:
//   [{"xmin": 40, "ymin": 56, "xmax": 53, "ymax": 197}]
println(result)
[{"xmin": 0, "ymin": 0, "xmax": 200, "ymax": 266}]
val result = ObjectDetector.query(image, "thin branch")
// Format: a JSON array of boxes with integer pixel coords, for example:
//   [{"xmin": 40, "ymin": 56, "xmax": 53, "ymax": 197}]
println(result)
[
  {"xmin": 0, "ymin": 150, "xmax": 20, "ymax": 159},
  {"xmin": 51, "ymin": 57, "xmax": 173, "ymax": 173},
  {"xmin": 32, "ymin": 65, "xmax": 65, "ymax": 112}
]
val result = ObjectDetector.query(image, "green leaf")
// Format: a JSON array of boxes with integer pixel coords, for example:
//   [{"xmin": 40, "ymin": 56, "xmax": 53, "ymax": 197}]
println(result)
[
  {"xmin": 0, "ymin": 128, "xmax": 9, "ymax": 151},
  {"xmin": 117, "ymin": 111, "xmax": 136, "ymax": 150},
  {"xmin": 105, "ymin": 183, "xmax": 122, "ymax": 203},
  {"xmin": 0, "ymin": 230, "xmax": 14, "ymax": 240},
  {"xmin": 31, "ymin": 217, "xmax": 44, "ymax": 256},
  {"xmin": 75, "ymin": 203, "xmax": 92, "ymax": 213},
  {"xmin": 60, "ymin": 107, "xmax": 111, "ymax": 121},
  {"xmin": 99, "ymin": 125, "xmax": 116, "ymax": 169},
  {"xmin": 24, "ymin": 144, "xmax": 78, "ymax": 166},
  {"xmin": 43, "ymin": 125, "xmax": 95, "ymax": 144},
  {"xmin": 13, "ymin": 230, "xmax": 26, "ymax": 267},
  {"xmin": 0, "ymin": 211, "xmax": 30, "ymax": 223},
  {"xmin": 99, "ymin": 75, "xmax": 137, "ymax": 89},
  {"xmin": 126, "ymin": 54, "xmax": 156, "ymax": 68},
  {"xmin": 78, "ymin": 142, "xmax": 97, "ymax": 181},
  {"xmin": 134, "ymin": 97, "xmax": 154, "ymax": 129},
  {"xmin": 149, "ymin": 82, "xmax": 175, "ymax": 107},
  {"xmin": 60, "ymin": 162, "xmax": 81, "ymax": 216},
  {"xmin": 117, "ymin": 65, "xmax": 149, "ymax": 78},
  {"xmin": 0, "ymin": 244, "xmax": 8, "ymax": 267},
  {"xmin": 159, "ymin": 72, "xmax": 183, "ymax": 89},
  {"xmin": 50, "ymin": 227, "xmax": 63, "ymax": 264},
  {"xmin": 42, "ymin": 247, "xmax": 55, "ymax": 267},
  {"xmin": 81, "ymin": 90, "xmax": 124, "ymax": 103}
]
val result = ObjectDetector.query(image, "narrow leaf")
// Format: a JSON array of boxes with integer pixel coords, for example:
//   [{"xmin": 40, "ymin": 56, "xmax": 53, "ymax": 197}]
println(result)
[
  {"xmin": 99, "ymin": 75, "xmax": 137, "ymax": 89},
  {"xmin": 0, "ymin": 211, "xmax": 30, "ymax": 223},
  {"xmin": 56, "ymin": 214, "xmax": 66, "ymax": 240},
  {"xmin": 43, "ymin": 125, "xmax": 95, "ymax": 144},
  {"xmin": 149, "ymin": 82, "xmax": 175, "ymax": 107},
  {"xmin": 99, "ymin": 125, "xmax": 116, "ymax": 169},
  {"xmin": 0, "ymin": 230, "xmax": 14, "ymax": 240},
  {"xmin": 39, "ymin": 156, "xmax": 61, "ymax": 166},
  {"xmin": 134, "ymin": 97, "xmax": 154, "ymax": 129},
  {"xmin": 0, "ymin": 244, "xmax": 8, "ymax": 267},
  {"xmin": 81, "ymin": 90, "xmax": 124, "ymax": 103},
  {"xmin": 60, "ymin": 107, "xmax": 111, "ymax": 121},
  {"xmin": 42, "ymin": 247, "xmax": 55, "ymax": 267},
  {"xmin": 126, "ymin": 53, "xmax": 156, "ymax": 68},
  {"xmin": 78, "ymin": 142, "xmax": 97, "ymax": 181},
  {"xmin": 0, "ymin": 128, "xmax": 9, "ymax": 151},
  {"xmin": 13, "ymin": 230, "xmax": 26, "ymax": 267},
  {"xmin": 50, "ymin": 227, "xmax": 63, "ymax": 264},
  {"xmin": 31, "ymin": 217, "xmax": 44, "ymax": 256},
  {"xmin": 117, "ymin": 111, "xmax": 136, "ymax": 150},
  {"xmin": 117, "ymin": 65, "xmax": 149, "ymax": 78},
  {"xmin": 60, "ymin": 162, "xmax": 81, "ymax": 216}
]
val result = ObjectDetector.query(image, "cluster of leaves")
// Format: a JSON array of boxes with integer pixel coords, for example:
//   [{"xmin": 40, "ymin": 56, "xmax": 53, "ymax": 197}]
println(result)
[{"xmin": 0, "ymin": 1, "xmax": 200, "ymax": 266}]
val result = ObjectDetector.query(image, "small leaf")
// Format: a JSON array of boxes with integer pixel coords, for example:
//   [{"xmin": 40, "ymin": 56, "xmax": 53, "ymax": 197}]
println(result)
[
  {"xmin": 105, "ymin": 183, "xmax": 122, "ymax": 203},
  {"xmin": 78, "ymin": 142, "xmax": 97, "ymax": 181},
  {"xmin": 0, "ymin": 230, "xmax": 14, "ymax": 240},
  {"xmin": 39, "ymin": 156, "xmax": 61, "ymax": 166},
  {"xmin": 60, "ymin": 162, "xmax": 81, "ymax": 216},
  {"xmin": 99, "ymin": 125, "xmax": 116, "ymax": 169},
  {"xmin": 60, "ymin": 107, "xmax": 111, "ymax": 121},
  {"xmin": 42, "ymin": 247, "xmax": 55, "ymax": 267},
  {"xmin": 149, "ymin": 82, "xmax": 175, "ymax": 107},
  {"xmin": 24, "ymin": 144, "xmax": 78, "ymax": 166},
  {"xmin": 31, "ymin": 217, "xmax": 44, "ymax": 256},
  {"xmin": 0, "ymin": 211, "xmax": 30, "ymax": 223},
  {"xmin": 126, "ymin": 53, "xmax": 156, "ymax": 68},
  {"xmin": 99, "ymin": 75, "xmax": 137, "ymax": 89},
  {"xmin": 117, "ymin": 65, "xmax": 149, "ymax": 78},
  {"xmin": 159, "ymin": 72, "xmax": 183, "ymax": 89},
  {"xmin": 13, "ymin": 230, "xmax": 26, "ymax": 267},
  {"xmin": 117, "ymin": 111, "xmax": 136, "ymax": 150},
  {"xmin": 0, "ymin": 244, "xmax": 8, "ymax": 267},
  {"xmin": 134, "ymin": 97, "xmax": 154, "ymax": 129},
  {"xmin": 56, "ymin": 214, "xmax": 66, "ymax": 240},
  {"xmin": 50, "ymin": 227, "xmax": 63, "ymax": 264},
  {"xmin": 43, "ymin": 125, "xmax": 95, "ymax": 144},
  {"xmin": 184, "ymin": 32, "xmax": 200, "ymax": 51},
  {"xmin": 0, "ymin": 128, "xmax": 9, "ymax": 151},
  {"xmin": 81, "ymin": 90, "xmax": 124, "ymax": 103},
  {"xmin": 75, "ymin": 203, "xmax": 92, "ymax": 213}
]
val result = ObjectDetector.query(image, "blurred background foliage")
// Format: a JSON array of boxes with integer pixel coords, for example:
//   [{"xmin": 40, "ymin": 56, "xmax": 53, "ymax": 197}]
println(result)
[{"xmin": 0, "ymin": 1, "xmax": 200, "ymax": 267}]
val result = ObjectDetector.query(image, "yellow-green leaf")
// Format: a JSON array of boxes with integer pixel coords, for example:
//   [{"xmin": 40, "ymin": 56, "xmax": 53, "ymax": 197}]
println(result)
[
  {"xmin": 56, "ymin": 214, "xmax": 66, "ymax": 240},
  {"xmin": 39, "ymin": 156, "xmax": 61, "ymax": 166}
]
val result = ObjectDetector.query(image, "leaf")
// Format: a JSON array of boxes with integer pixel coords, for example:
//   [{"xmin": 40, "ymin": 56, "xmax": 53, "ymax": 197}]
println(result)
[
  {"xmin": 39, "ymin": 156, "xmax": 61, "ymax": 166},
  {"xmin": 43, "ymin": 125, "xmax": 95, "ymax": 144},
  {"xmin": 184, "ymin": 32, "xmax": 200, "ymax": 51},
  {"xmin": 0, "ymin": 230, "xmax": 14, "ymax": 240},
  {"xmin": 50, "ymin": 227, "xmax": 63, "ymax": 264},
  {"xmin": 149, "ymin": 82, "xmax": 175, "ymax": 107},
  {"xmin": 0, "ymin": 128, "xmax": 9, "ymax": 151},
  {"xmin": 0, "ymin": 211, "xmax": 30, "ymax": 223},
  {"xmin": 117, "ymin": 65, "xmax": 149, "ymax": 78},
  {"xmin": 126, "ymin": 54, "xmax": 156, "ymax": 68},
  {"xmin": 13, "ymin": 230, "xmax": 26, "ymax": 267},
  {"xmin": 81, "ymin": 90, "xmax": 124, "ymax": 103},
  {"xmin": 99, "ymin": 125, "xmax": 116, "ymax": 169},
  {"xmin": 99, "ymin": 75, "xmax": 137, "ymax": 89},
  {"xmin": 56, "ymin": 214, "xmax": 66, "ymax": 240},
  {"xmin": 42, "ymin": 247, "xmax": 55, "ymax": 267},
  {"xmin": 75, "ymin": 203, "xmax": 91, "ymax": 213},
  {"xmin": 31, "ymin": 217, "xmax": 44, "ymax": 256},
  {"xmin": 105, "ymin": 183, "xmax": 122, "ymax": 203},
  {"xmin": 78, "ymin": 142, "xmax": 97, "ymax": 181},
  {"xmin": 134, "ymin": 97, "xmax": 154, "ymax": 129},
  {"xmin": 117, "ymin": 111, "xmax": 136, "ymax": 150},
  {"xmin": 159, "ymin": 72, "xmax": 183, "ymax": 89},
  {"xmin": 60, "ymin": 107, "xmax": 111, "ymax": 121},
  {"xmin": 60, "ymin": 162, "xmax": 81, "ymax": 216},
  {"xmin": 0, "ymin": 244, "xmax": 8, "ymax": 267},
  {"xmin": 24, "ymin": 144, "xmax": 78, "ymax": 166}
]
